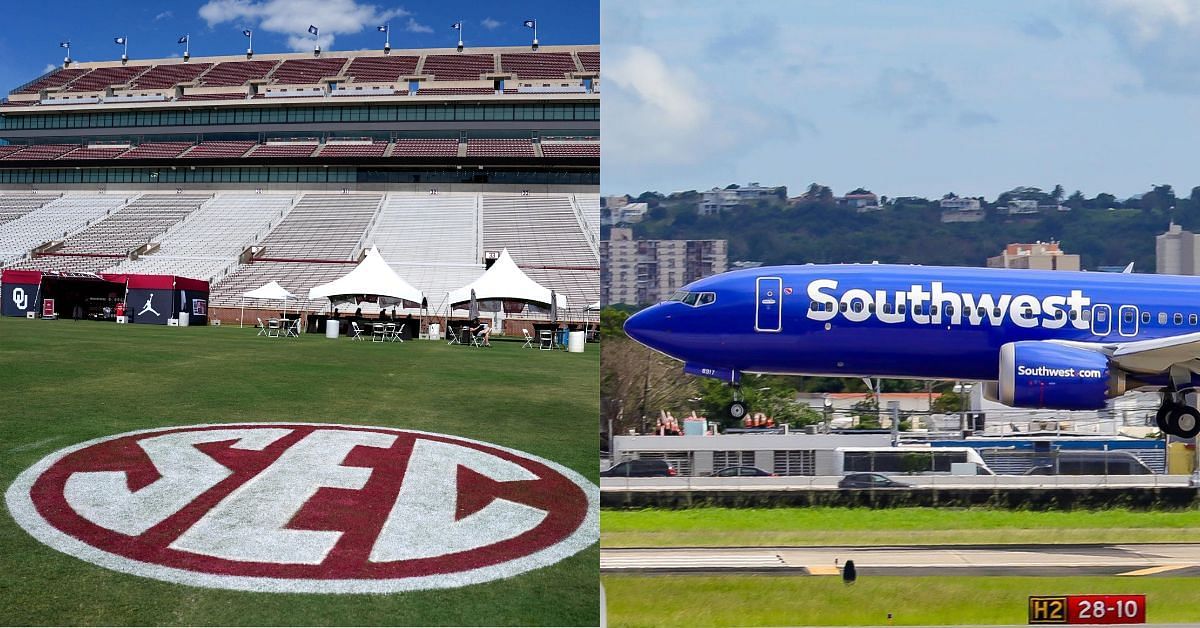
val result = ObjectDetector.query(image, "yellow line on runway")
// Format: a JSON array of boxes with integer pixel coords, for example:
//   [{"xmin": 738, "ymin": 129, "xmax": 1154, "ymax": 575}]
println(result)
[
  {"xmin": 806, "ymin": 565, "xmax": 840, "ymax": 575},
  {"xmin": 1118, "ymin": 564, "xmax": 1196, "ymax": 576}
]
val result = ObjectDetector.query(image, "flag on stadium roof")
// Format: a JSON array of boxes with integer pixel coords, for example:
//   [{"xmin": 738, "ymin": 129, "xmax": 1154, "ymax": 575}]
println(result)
[
  {"xmin": 177, "ymin": 35, "xmax": 189, "ymax": 44},
  {"xmin": 523, "ymin": 20, "xmax": 536, "ymax": 28},
  {"xmin": 113, "ymin": 37, "xmax": 126, "ymax": 45},
  {"xmin": 377, "ymin": 25, "xmax": 388, "ymax": 32},
  {"xmin": 451, "ymin": 21, "xmax": 461, "ymax": 29},
  {"xmin": 59, "ymin": 41, "xmax": 70, "ymax": 48},
  {"xmin": 307, "ymin": 25, "xmax": 318, "ymax": 36},
  {"xmin": 242, "ymin": 29, "xmax": 252, "ymax": 37}
]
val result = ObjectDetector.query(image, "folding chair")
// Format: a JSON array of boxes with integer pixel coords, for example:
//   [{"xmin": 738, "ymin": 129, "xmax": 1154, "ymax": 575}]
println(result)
[
  {"xmin": 372, "ymin": 323, "xmax": 386, "ymax": 342},
  {"xmin": 286, "ymin": 318, "xmax": 301, "ymax": 338},
  {"xmin": 267, "ymin": 318, "xmax": 281, "ymax": 338},
  {"xmin": 539, "ymin": 329, "xmax": 554, "ymax": 350},
  {"xmin": 350, "ymin": 321, "xmax": 365, "ymax": 341},
  {"xmin": 522, "ymin": 328, "xmax": 535, "ymax": 348},
  {"xmin": 389, "ymin": 323, "xmax": 405, "ymax": 343},
  {"xmin": 256, "ymin": 317, "xmax": 268, "ymax": 337},
  {"xmin": 446, "ymin": 325, "xmax": 460, "ymax": 345},
  {"xmin": 468, "ymin": 327, "xmax": 482, "ymax": 347}
]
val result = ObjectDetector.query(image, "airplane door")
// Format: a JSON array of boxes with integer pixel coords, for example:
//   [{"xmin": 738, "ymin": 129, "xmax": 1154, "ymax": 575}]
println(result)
[
  {"xmin": 755, "ymin": 276, "xmax": 782, "ymax": 332},
  {"xmin": 1118, "ymin": 305, "xmax": 1138, "ymax": 337},
  {"xmin": 1090, "ymin": 304, "xmax": 1111, "ymax": 336}
]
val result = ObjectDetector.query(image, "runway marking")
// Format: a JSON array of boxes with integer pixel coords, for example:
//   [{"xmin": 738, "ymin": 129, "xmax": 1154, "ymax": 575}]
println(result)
[
  {"xmin": 806, "ymin": 565, "xmax": 840, "ymax": 575},
  {"xmin": 1118, "ymin": 564, "xmax": 1197, "ymax": 576}
]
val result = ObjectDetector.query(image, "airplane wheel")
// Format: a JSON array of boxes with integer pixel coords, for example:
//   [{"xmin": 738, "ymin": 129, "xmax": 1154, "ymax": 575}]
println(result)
[
  {"xmin": 727, "ymin": 401, "xmax": 748, "ymax": 420},
  {"xmin": 1174, "ymin": 406, "xmax": 1200, "ymax": 439},
  {"xmin": 1156, "ymin": 404, "xmax": 1174, "ymax": 434}
]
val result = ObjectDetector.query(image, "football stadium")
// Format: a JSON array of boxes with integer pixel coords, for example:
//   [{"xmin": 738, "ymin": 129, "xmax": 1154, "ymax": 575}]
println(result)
[{"xmin": 0, "ymin": 37, "xmax": 600, "ymax": 626}]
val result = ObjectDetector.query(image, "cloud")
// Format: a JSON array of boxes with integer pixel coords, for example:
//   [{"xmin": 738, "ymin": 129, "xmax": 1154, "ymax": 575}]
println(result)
[
  {"xmin": 859, "ymin": 67, "xmax": 996, "ymax": 130},
  {"xmin": 704, "ymin": 20, "xmax": 779, "ymax": 61},
  {"xmin": 154, "ymin": 10, "xmax": 174, "ymax": 22},
  {"xmin": 481, "ymin": 17, "xmax": 502, "ymax": 31},
  {"xmin": 43, "ymin": 63, "xmax": 58, "ymax": 74},
  {"xmin": 1019, "ymin": 16, "xmax": 1063, "ymax": 40},
  {"xmin": 1081, "ymin": 0, "xmax": 1200, "ymax": 93},
  {"xmin": 198, "ymin": 0, "xmax": 410, "ymax": 51},
  {"xmin": 404, "ymin": 18, "xmax": 432, "ymax": 34}
]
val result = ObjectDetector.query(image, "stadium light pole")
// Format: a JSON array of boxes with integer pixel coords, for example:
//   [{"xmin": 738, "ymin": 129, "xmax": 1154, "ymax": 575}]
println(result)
[
  {"xmin": 115, "ymin": 36, "xmax": 128, "ymax": 63},
  {"xmin": 60, "ymin": 41, "xmax": 72, "ymax": 67},
  {"xmin": 452, "ymin": 20, "xmax": 463, "ymax": 52},
  {"xmin": 524, "ymin": 19, "xmax": 538, "ymax": 51},
  {"xmin": 243, "ymin": 29, "xmax": 253, "ymax": 58},
  {"xmin": 180, "ymin": 34, "xmax": 190, "ymax": 62},
  {"xmin": 379, "ymin": 24, "xmax": 390, "ymax": 54}
]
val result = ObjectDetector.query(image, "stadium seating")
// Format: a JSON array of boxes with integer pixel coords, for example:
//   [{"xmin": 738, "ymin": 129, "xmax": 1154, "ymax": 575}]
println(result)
[
  {"xmin": 180, "ymin": 141, "xmax": 255, "ymax": 158},
  {"xmin": 60, "ymin": 145, "xmax": 130, "ymax": 160},
  {"xmin": 112, "ymin": 193, "xmax": 295, "ymax": 281},
  {"xmin": 253, "ymin": 193, "xmax": 381, "ymax": 260},
  {"xmin": 541, "ymin": 142, "xmax": 600, "ymax": 158},
  {"xmin": 0, "ymin": 193, "xmax": 59, "ymax": 227},
  {"xmin": 3, "ymin": 144, "xmax": 78, "ymax": 160},
  {"xmin": 246, "ymin": 142, "xmax": 319, "ymax": 158},
  {"xmin": 317, "ymin": 140, "xmax": 388, "ymax": 157},
  {"xmin": 131, "ymin": 63, "xmax": 213, "ymax": 89},
  {"xmin": 63, "ymin": 66, "xmax": 151, "ymax": 92},
  {"xmin": 200, "ymin": 60, "xmax": 279, "ymax": 87},
  {"xmin": 270, "ymin": 58, "xmax": 349, "ymax": 84},
  {"xmin": 0, "ymin": 146, "xmax": 27, "ymax": 159},
  {"xmin": 466, "ymin": 139, "xmax": 535, "ymax": 157},
  {"xmin": 345, "ymin": 55, "xmax": 419, "ymax": 82},
  {"xmin": 390, "ymin": 139, "xmax": 459, "ymax": 156},
  {"xmin": 12, "ymin": 68, "xmax": 89, "ymax": 94},
  {"xmin": 118, "ymin": 141, "xmax": 194, "ymax": 159},
  {"xmin": 482, "ymin": 193, "xmax": 596, "ymax": 268},
  {"xmin": 500, "ymin": 53, "xmax": 578, "ymax": 80},
  {"xmin": 0, "ymin": 194, "xmax": 130, "ymax": 264},
  {"xmin": 577, "ymin": 51, "xmax": 600, "ymax": 73},
  {"xmin": 421, "ymin": 54, "xmax": 495, "ymax": 81},
  {"xmin": 210, "ymin": 260, "xmax": 354, "ymax": 311}
]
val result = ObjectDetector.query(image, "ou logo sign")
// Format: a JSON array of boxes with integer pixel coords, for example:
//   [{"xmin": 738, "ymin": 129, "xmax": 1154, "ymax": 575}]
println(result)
[
  {"xmin": 12, "ymin": 287, "xmax": 28, "ymax": 311},
  {"xmin": 6, "ymin": 424, "xmax": 598, "ymax": 593}
]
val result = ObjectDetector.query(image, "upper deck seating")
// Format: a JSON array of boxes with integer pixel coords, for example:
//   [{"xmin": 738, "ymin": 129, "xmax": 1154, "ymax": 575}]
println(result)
[
  {"xmin": 200, "ymin": 60, "xmax": 279, "ymax": 87},
  {"xmin": 131, "ymin": 63, "xmax": 213, "ymax": 89},
  {"xmin": 317, "ymin": 141, "xmax": 388, "ymax": 157},
  {"xmin": 465, "ymin": 139, "xmax": 535, "ymax": 157},
  {"xmin": 270, "ymin": 58, "xmax": 348, "ymax": 84},
  {"xmin": 60, "ymin": 145, "xmax": 130, "ymax": 160},
  {"xmin": 2, "ymin": 144, "xmax": 78, "ymax": 160},
  {"xmin": 246, "ymin": 142, "xmax": 319, "ymax": 158},
  {"xmin": 63, "ymin": 66, "xmax": 150, "ymax": 92},
  {"xmin": 390, "ymin": 139, "xmax": 459, "ymax": 156},
  {"xmin": 577, "ymin": 51, "xmax": 599, "ymax": 73},
  {"xmin": 344, "ymin": 55, "xmax": 418, "ymax": 82},
  {"xmin": 118, "ymin": 141, "xmax": 194, "ymax": 159},
  {"xmin": 541, "ymin": 142, "xmax": 599, "ymax": 157},
  {"xmin": 180, "ymin": 141, "xmax": 255, "ymax": 159},
  {"xmin": 500, "ymin": 53, "xmax": 577, "ymax": 79},
  {"xmin": 12, "ymin": 68, "xmax": 89, "ymax": 94},
  {"xmin": 421, "ymin": 54, "xmax": 495, "ymax": 81}
]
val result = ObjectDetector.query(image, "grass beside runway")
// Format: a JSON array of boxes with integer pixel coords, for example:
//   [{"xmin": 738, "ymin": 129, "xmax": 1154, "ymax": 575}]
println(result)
[
  {"xmin": 602, "ymin": 507, "xmax": 1200, "ymax": 547},
  {"xmin": 602, "ymin": 575, "xmax": 1200, "ymax": 626},
  {"xmin": 0, "ymin": 317, "xmax": 598, "ymax": 626}
]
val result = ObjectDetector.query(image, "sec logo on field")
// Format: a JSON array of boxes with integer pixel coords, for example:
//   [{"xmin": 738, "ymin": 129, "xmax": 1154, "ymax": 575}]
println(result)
[{"xmin": 6, "ymin": 423, "xmax": 599, "ymax": 593}]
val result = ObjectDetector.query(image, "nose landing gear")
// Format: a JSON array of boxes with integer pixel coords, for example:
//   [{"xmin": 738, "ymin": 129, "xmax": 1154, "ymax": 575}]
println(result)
[{"xmin": 726, "ymin": 386, "xmax": 748, "ymax": 420}]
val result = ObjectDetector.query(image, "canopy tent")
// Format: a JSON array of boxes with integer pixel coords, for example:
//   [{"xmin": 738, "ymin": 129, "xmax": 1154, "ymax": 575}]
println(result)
[
  {"xmin": 586, "ymin": 301, "xmax": 601, "ymax": 311},
  {"xmin": 239, "ymin": 280, "xmax": 296, "ymax": 328},
  {"xmin": 308, "ymin": 247, "xmax": 424, "ymax": 308},
  {"xmin": 447, "ymin": 249, "xmax": 567, "ymax": 311}
]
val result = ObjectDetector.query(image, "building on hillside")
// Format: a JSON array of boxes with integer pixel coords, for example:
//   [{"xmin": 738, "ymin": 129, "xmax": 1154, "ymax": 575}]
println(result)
[
  {"xmin": 697, "ymin": 182, "xmax": 781, "ymax": 215},
  {"xmin": 837, "ymin": 192, "xmax": 879, "ymax": 211},
  {"xmin": 1156, "ymin": 223, "xmax": 1200, "ymax": 275},
  {"xmin": 987, "ymin": 241, "xmax": 1080, "ymax": 271},
  {"xmin": 940, "ymin": 196, "xmax": 984, "ymax": 223},
  {"xmin": 1007, "ymin": 199, "xmax": 1040, "ymax": 215},
  {"xmin": 601, "ymin": 227, "xmax": 727, "ymax": 306},
  {"xmin": 614, "ymin": 202, "xmax": 648, "ymax": 223}
]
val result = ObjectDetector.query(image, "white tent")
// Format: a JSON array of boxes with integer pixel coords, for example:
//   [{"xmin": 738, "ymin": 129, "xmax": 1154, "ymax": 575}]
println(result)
[
  {"xmin": 240, "ymin": 280, "xmax": 296, "ymax": 328},
  {"xmin": 308, "ymin": 247, "xmax": 424, "ymax": 308},
  {"xmin": 586, "ymin": 302, "xmax": 601, "ymax": 311},
  {"xmin": 447, "ymin": 248, "xmax": 567, "ymax": 310}
]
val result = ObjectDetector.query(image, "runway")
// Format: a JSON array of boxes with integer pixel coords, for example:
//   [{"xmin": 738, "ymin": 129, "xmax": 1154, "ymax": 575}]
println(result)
[{"xmin": 600, "ymin": 543, "xmax": 1200, "ymax": 576}]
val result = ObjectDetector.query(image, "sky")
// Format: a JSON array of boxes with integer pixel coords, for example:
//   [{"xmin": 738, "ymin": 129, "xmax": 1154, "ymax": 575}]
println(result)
[
  {"xmin": 601, "ymin": 0, "xmax": 1200, "ymax": 201},
  {"xmin": 0, "ymin": 0, "xmax": 597, "ymax": 93}
]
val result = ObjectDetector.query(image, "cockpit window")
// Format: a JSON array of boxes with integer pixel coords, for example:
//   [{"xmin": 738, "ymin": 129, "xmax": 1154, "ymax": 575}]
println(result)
[
  {"xmin": 696, "ymin": 292, "xmax": 716, "ymax": 306},
  {"xmin": 669, "ymin": 291, "xmax": 688, "ymax": 302},
  {"xmin": 671, "ymin": 291, "xmax": 716, "ymax": 307},
  {"xmin": 682, "ymin": 292, "xmax": 700, "ymax": 306}
]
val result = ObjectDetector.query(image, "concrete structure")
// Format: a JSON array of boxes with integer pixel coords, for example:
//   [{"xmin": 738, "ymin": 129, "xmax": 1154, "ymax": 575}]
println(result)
[
  {"xmin": 987, "ymin": 241, "xmax": 1080, "ymax": 271},
  {"xmin": 614, "ymin": 202, "xmax": 648, "ymax": 224},
  {"xmin": 838, "ymin": 192, "xmax": 880, "ymax": 211},
  {"xmin": 698, "ymin": 182, "xmax": 781, "ymax": 215},
  {"xmin": 1156, "ymin": 223, "xmax": 1200, "ymax": 275},
  {"xmin": 601, "ymin": 227, "xmax": 727, "ymax": 306}
]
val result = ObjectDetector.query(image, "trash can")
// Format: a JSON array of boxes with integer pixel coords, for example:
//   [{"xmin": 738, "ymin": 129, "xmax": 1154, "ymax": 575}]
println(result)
[
  {"xmin": 325, "ymin": 319, "xmax": 340, "ymax": 339},
  {"xmin": 427, "ymin": 323, "xmax": 440, "ymax": 340},
  {"xmin": 567, "ymin": 330, "xmax": 586, "ymax": 353},
  {"xmin": 179, "ymin": 312, "xmax": 190, "ymax": 327}
]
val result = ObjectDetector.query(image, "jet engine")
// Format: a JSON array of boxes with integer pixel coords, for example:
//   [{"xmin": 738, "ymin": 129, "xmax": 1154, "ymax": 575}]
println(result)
[{"xmin": 998, "ymin": 341, "xmax": 1129, "ymax": 410}]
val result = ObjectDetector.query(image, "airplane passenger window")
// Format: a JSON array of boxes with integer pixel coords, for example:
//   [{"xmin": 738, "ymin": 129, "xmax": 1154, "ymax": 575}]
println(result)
[
  {"xmin": 1022, "ymin": 309, "xmax": 1033, "ymax": 319},
  {"xmin": 839, "ymin": 302, "xmax": 848, "ymax": 312},
  {"xmin": 883, "ymin": 303, "xmax": 893, "ymax": 314},
  {"xmin": 913, "ymin": 304, "xmax": 923, "ymax": 315},
  {"xmin": 1069, "ymin": 310, "xmax": 1077, "ymax": 320},
  {"xmin": 1191, "ymin": 314, "xmax": 1198, "ymax": 325},
  {"xmin": 1096, "ymin": 310, "xmax": 1106, "ymax": 322},
  {"xmin": 1159, "ymin": 312, "xmax": 1168, "ymax": 325},
  {"xmin": 1055, "ymin": 310, "xmax": 1064, "ymax": 319},
  {"xmin": 868, "ymin": 304, "xmax": 876, "ymax": 313},
  {"xmin": 825, "ymin": 302, "xmax": 834, "ymax": 312},
  {"xmin": 930, "ymin": 305, "xmax": 938, "ymax": 316},
  {"xmin": 993, "ymin": 307, "xmax": 1002, "ymax": 317},
  {"xmin": 851, "ymin": 301, "xmax": 863, "ymax": 313},
  {"xmin": 898, "ymin": 304, "xmax": 907, "ymax": 314},
  {"xmin": 1082, "ymin": 310, "xmax": 1091, "ymax": 322},
  {"xmin": 1175, "ymin": 313, "xmax": 1183, "ymax": 325},
  {"xmin": 946, "ymin": 305, "xmax": 955, "ymax": 315},
  {"xmin": 1142, "ymin": 312, "xmax": 1151, "ymax": 324},
  {"xmin": 809, "ymin": 302, "xmax": 819, "ymax": 312},
  {"xmin": 1124, "ymin": 311, "xmax": 1133, "ymax": 323},
  {"xmin": 977, "ymin": 306, "xmax": 986, "ymax": 316}
]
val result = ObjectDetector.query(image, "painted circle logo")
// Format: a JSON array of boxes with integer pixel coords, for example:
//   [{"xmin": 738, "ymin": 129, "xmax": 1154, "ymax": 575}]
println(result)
[{"xmin": 6, "ymin": 423, "xmax": 598, "ymax": 593}]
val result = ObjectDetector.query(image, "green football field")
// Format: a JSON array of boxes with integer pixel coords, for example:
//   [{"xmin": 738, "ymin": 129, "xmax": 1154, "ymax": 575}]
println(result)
[{"xmin": 0, "ymin": 316, "xmax": 599, "ymax": 626}]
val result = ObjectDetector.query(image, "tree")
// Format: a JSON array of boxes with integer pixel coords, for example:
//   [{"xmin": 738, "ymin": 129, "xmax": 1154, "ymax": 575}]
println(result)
[
  {"xmin": 850, "ymin": 398, "xmax": 880, "ymax": 428},
  {"xmin": 1067, "ymin": 190, "xmax": 1085, "ymax": 210},
  {"xmin": 600, "ymin": 336, "xmax": 699, "ymax": 435},
  {"xmin": 849, "ymin": 187, "xmax": 872, "ymax": 196},
  {"xmin": 1051, "ymin": 184, "xmax": 1065, "ymax": 202},
  {"xmin": 931, "ymin": 390, "xmax": 965, "ymax": 414},
  {"xmin": 725, "ymin": 183, "xmax": 740, "ymax": 190}
]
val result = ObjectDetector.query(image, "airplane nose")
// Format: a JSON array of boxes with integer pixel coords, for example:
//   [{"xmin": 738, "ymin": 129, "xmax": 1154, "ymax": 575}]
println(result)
[{"xmin": 624, "ymin": 305, "xmax": 669, "ymax": 350}]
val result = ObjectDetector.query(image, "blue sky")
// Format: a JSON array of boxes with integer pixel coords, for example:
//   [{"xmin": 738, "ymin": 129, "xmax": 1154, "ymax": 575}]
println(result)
[
  {"xmin": 0, "ymin": 0, "xmax": 597, "ymax": 93},
  {"xmin": 602, "ymin": 0, "xmax": 1200, "ymax": 200}
]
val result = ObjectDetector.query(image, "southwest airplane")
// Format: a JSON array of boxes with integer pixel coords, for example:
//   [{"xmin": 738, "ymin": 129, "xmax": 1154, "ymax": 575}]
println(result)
[{"xmin": 623, "ymin": 263, "xmax": 1200, "ymax": 438}]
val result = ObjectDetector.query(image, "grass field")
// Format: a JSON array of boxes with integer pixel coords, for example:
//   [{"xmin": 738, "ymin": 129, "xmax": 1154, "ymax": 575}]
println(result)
[
  {"xmin": 0, "ymin": 317, "xmax": 598, "ymax": 626},
  {"xmin": 602, "ymin": 575, "xmax": 1200, "ymax": 626},
  {"xmin": 602, "ymin": 507, "xmax": 1200, "ymax": 547}
]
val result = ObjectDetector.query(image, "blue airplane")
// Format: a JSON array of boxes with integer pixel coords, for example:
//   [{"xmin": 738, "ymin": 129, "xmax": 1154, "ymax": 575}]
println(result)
[{"xmin": 623, "ymin": 263, "xmax": 1200, "ymax": 438}]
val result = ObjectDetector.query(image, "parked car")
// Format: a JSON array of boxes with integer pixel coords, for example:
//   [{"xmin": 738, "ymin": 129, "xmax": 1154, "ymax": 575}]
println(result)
[
  {"xmin": 709, "ymin": 466, "xmax": 775, "ymax": 477},
  {"xmin": 837, "ymin": 473, "xmax": 911, "ymax": 489},
  {"xmin": 600, "ymin": 459, "xmax": 677, "ymax": 477},
  {"xmin": 1023, "ymin": 451, "xmax": 1154, "ymax": 475}
]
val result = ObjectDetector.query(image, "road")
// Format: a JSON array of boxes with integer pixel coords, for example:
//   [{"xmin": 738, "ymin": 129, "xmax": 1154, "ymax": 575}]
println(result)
[{"xmin": 600, "ymin": 543, "xmax": 1200, "ymax": 576}]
